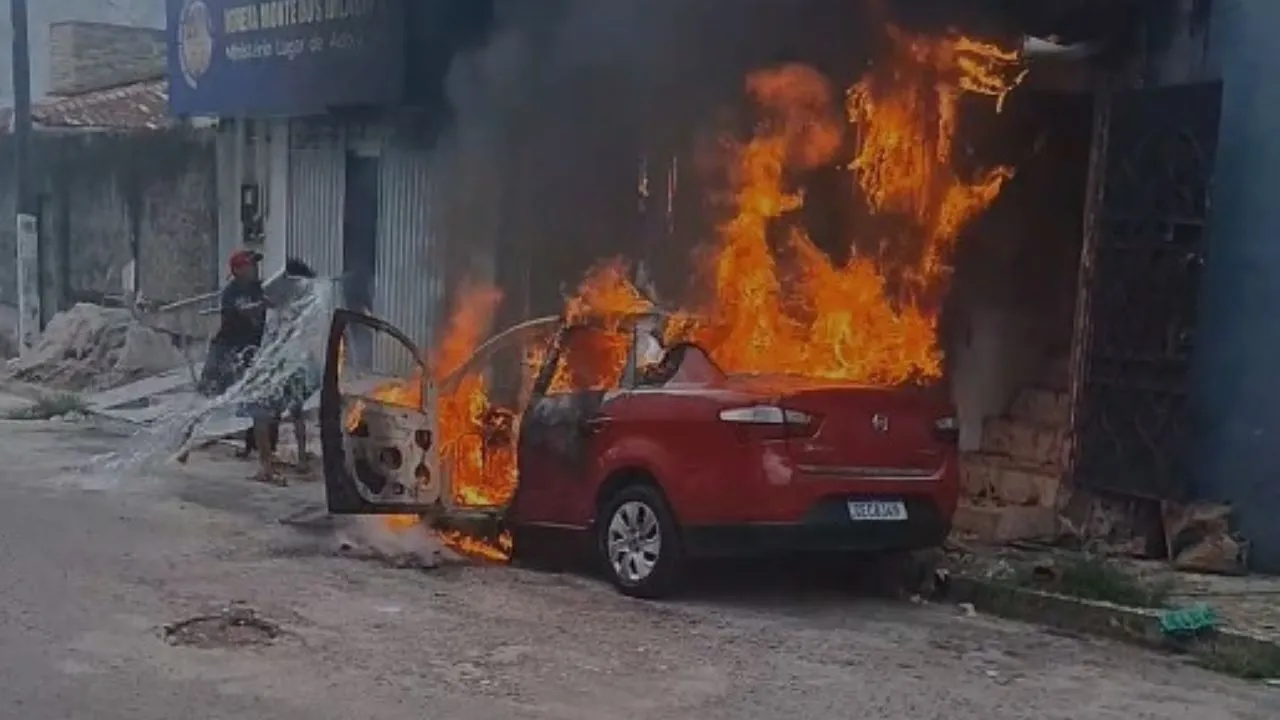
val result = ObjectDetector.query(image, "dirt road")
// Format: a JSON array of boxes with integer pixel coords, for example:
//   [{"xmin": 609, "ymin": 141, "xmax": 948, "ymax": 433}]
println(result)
[{"xmin": 0, "ymin": 406, "xmax": 1275, "ymax": 719}]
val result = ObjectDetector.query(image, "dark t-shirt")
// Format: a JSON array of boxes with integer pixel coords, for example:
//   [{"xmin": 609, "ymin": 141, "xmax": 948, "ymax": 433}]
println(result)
[{"xmin": 214, "ymin": 279, "xmax": 267, "ymax": 349}]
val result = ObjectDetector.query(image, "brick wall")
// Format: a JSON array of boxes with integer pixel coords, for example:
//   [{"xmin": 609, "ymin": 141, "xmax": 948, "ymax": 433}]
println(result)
[
  {"xmin": 48, "ymin": 21, "xmax": 166, "ymax": 95},
  {"xmin": 0, "ymin": 1, "xmax": 166, "ymax": 103}
]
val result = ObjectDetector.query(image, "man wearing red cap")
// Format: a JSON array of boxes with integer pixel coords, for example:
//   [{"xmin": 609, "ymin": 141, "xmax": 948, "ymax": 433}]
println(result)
[
  {"xmin": 195, "ymin": 249, "xmax": 270, "ymax": 464},
  {"xmin": 219, "ymin": 249, "xmax": 268, "ymax": 350}
]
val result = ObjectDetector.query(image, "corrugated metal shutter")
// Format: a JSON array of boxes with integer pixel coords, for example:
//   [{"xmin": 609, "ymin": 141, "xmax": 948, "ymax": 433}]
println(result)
[
  {"xmin": 372, "ymin": 148, "xmax": 442, "ymax": 376},
  {"xmin": 286, "ymin": 121, "xmax": 344, "ymax": 279}
]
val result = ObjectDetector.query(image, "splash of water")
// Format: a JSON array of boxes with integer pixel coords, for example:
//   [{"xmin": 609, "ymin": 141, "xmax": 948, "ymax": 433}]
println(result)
[{"xmin": 86, "ymin": 279, "xmax": 339, "ymax": 482}]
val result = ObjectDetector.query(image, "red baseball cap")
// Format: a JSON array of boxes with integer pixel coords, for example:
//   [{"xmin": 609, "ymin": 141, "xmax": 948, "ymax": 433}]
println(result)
[{"xmin": 228, "ymin": 249, "xmax": 263, "ymax": 271}]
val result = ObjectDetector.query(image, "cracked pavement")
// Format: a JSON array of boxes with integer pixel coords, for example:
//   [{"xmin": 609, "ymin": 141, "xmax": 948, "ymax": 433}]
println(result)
[{"xmin": 0, "ymin": 399, "xmax": 1276, "ymax": 719}]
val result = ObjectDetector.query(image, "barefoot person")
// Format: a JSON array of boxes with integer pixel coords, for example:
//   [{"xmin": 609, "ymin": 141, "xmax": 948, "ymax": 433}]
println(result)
[{"xmin": 243, "ymin": 257, "xmax": 322, "ymax": 484}]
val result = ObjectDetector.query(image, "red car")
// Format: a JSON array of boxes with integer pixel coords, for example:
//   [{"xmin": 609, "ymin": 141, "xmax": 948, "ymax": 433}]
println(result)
[{"xmin": 320, "ymin": 309, "xmax": 960, "ymax": 598}]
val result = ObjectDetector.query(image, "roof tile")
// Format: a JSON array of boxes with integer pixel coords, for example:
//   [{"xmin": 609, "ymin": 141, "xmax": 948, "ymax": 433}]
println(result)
[{"xmin": 27, "ymin": 78, "xmax": 170, "ymax": 130}]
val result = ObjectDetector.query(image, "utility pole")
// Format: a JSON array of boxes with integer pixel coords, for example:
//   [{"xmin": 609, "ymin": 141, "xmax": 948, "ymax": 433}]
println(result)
[{"xmin": 10, "ymin": 0, "xmax": 38, "ymax": 353}]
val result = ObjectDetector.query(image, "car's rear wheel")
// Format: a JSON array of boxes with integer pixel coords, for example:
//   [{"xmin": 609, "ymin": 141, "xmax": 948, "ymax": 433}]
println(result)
[{"xmin": 597, "ymin": 484, "xmax": 684, "ymax": 599}]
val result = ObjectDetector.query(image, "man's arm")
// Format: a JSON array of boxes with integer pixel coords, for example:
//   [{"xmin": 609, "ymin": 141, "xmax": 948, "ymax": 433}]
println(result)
[{"xmin": 251, "ymin": 280, "xmax": 275, "ymax": 309}]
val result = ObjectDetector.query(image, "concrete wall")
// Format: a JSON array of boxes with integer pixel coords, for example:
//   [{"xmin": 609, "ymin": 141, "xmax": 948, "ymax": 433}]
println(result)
[
  {"xmin": 945, "ymin": 90, "xmax": 1093, "ymax": 449},
  {"xmin": 0, "ymin": 129, "xmax": 219, "ymax": 315},
  {"xmin": 0, "ymin": 0, "xmax": 165, "ymax": 102},
  {"xmin": 1191, "ymin": 0, "xmax": 1280, "ymax": 571},
  {"xmin": 136, "ymin": 135, "xmax": 220, "ymax": 300}
]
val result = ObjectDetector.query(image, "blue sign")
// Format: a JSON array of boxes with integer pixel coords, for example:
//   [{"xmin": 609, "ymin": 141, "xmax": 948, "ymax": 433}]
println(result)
[{"xmin": 167, "ymin": 0, "xmax": 406, "ymax": 116}]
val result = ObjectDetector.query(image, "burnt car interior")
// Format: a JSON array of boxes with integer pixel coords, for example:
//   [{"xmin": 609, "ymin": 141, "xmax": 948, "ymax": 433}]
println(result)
[
  {"xmin": 517, "ymin": 324, "xmax": 621, "ymax": 478},
  {"xmin": 321, "ymin": 309, "xmax": 730, "ymax": 521},
  {"xmin": 635, "ymin": 342, "xmax": 725, "ymax": 388}
]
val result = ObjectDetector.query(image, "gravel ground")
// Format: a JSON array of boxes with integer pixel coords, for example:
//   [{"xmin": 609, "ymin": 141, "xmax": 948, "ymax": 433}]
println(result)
[{"xmin": 0, "ymin": 403, "xmax": 1276, "ymax": 719}]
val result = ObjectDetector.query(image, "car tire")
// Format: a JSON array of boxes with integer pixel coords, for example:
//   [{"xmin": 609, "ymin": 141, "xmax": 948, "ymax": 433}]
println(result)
[{"xmin": 597, "ymin": 484, "xmax": 685, "ymax": 599}]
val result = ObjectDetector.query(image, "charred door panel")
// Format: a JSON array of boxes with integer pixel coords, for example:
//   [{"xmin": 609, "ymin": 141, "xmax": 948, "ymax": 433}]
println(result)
[
  {"xmin": 1072, "ymin": 82, "xmax": 1222, "ymax": 500},
  {"xmin": 512, "ymin": 324, "xmax": 625, "ymax": 527},
  {"xmin": 522, "ymin": 393, "xmax": 608, "ymax": 471},
  {"xmin": 321, "ymin": 309, "xmax": 444, "ymax": 515}
]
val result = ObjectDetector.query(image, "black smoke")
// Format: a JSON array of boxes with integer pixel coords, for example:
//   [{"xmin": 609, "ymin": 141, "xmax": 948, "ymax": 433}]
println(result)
[
  {"xmin": 418, "ymin": 1, "xmax": 1052, "ymax": 322},
  {"xmin": 424, "ymin": 0, "xmax": 896, "ymax": 319}
]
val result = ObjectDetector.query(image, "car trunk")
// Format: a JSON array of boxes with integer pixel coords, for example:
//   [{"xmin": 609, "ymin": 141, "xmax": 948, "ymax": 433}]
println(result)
[{"xmin": 724, "ymin": 377, "xmax": 954, "ymax": 480}]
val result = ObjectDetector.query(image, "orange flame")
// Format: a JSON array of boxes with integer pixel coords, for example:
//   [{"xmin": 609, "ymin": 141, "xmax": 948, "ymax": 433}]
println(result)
[
  {"xmin": 440, "ymin": 529, "xmax": 514, "ymax": 563},
  {"xmin": 432, "ymin": 283, "xmax": 513, "ymax": 508},
  {"xmin": 372, "ymin": 28, "xmax": 1024, "ymax": 558},
  {"xmin": 847, "ymin": 27, "xmax": 1024, "ymax": 285},
  {"xmin": 673, "ymin": 28, "xmax": 1022, "ymax": 384}
]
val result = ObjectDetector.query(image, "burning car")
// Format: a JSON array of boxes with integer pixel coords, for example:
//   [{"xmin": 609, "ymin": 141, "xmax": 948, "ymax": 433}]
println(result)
[{"xmin": 320, "ymin": 307, "xmax": 959, "ymax": 598}]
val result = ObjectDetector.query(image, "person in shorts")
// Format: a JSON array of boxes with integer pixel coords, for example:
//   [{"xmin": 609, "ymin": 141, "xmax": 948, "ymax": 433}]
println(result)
[{"xmin": 241, "ymin": 257, "xmax": 321, "ymax": 485}]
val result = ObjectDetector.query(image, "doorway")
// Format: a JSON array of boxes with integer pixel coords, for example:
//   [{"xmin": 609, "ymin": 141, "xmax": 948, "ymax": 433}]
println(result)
[{"xmin": 342, "ymin": 151, "xmax": 380, "ymax": 370}]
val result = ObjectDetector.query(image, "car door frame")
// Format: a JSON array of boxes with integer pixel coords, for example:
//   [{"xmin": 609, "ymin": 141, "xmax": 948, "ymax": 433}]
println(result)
[{"xmin": 320, "ymin": 308, "xmax": 442, "ymax": 515}]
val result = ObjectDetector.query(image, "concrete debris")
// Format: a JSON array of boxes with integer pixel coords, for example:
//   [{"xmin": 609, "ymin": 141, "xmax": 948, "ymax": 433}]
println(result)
[
  {"xmin": 1057, "ymin": 488, "xmax": 1161, "ymax": 558},
  {"xmin": 1162, "ymin": 500, "xmax": 1250, "ymax": 576},
  {"xmin": 8, "ymin": 303, "xmax": 183, "ymax": 390},
  {"xmin": 114, "ymin": 323, "xmax": 186, "ymax": 375}
]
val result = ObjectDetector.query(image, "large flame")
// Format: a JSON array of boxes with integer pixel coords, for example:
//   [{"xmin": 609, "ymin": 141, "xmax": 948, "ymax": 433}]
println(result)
[
  {"xmin": 847, "ymin": 28, "xmax": 1024, "ymax": 286},
  {"xmin": 370, "ymin": 28, "xmax": 1025, "ymax": 558}
]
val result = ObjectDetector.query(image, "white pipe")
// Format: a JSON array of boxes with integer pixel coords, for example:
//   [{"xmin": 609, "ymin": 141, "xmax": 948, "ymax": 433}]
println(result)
[{"xmin": 1021, "ymin": 35, "xmax": 1101, "ymax": 61}]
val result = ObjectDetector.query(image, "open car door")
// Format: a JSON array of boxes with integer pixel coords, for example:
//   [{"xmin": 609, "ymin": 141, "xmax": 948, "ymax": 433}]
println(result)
[{"xmin": 320, "ymin": 309, "xmax": 445, "ymax": 516}]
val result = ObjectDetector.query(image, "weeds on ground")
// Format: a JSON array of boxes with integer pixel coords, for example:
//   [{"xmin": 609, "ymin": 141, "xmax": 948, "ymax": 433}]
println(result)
[
  {"xmin": 1007, "ymin": 554, "xmax": 1175, "ymax": 608},
  {"xmin": 4, "ymin": 392, "xmax": 87, "ymax": 420},
  {"xmin": 982, "ymin": 554, "xmax": 1280, "ymax": 681},
  {"xmin": 1195, "ymin": 642, "xmax": 1280, "ymax": 680}
]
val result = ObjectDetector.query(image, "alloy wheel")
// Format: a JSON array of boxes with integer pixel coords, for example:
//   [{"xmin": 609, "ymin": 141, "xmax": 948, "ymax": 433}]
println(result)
[{"xmin": 606, "ymin": 500, "xmax": 662, "ymax": 583}]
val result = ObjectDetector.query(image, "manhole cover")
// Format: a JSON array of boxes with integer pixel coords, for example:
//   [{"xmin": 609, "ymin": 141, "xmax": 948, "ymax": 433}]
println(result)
[{"xmin": 163, "ymin": 605, "xmax": 281, "ymax": 649}]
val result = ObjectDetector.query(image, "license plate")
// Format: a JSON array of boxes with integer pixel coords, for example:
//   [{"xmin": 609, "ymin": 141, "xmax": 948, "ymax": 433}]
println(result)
[{"xmin": 847, "ymin": 500, "xmax": 907, "ymax": 521}]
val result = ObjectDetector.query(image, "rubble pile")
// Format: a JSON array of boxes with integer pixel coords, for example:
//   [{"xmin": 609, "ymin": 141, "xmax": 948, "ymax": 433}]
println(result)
[
  {"xmin": 8, "ymin": 302, "xmax": 184, "ymax": 390},
  {"xmin": 1162, "ymin": 500, "xmax": 1249, "ymax": 575}
]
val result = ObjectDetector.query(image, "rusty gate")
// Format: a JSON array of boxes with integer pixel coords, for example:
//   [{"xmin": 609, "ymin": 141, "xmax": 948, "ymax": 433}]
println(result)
[{"xmin": 1069, "ymin": 81, "xmax": 1223, "ymax": 500}]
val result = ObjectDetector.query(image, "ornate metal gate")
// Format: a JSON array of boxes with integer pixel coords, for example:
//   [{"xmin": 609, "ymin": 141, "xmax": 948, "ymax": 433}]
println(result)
[{"xmin": 1070, "ymin": 81, "xmax": 1223, "ymax": 500}]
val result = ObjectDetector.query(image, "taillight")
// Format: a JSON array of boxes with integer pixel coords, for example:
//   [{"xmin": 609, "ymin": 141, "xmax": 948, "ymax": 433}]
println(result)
[
  {"xmin": 718, "ymin": 405, "xmax": 821, "ymax": 440},
  {"xmin": 933, "ymin": 416, "xmax": 959, "ymax": 444}
]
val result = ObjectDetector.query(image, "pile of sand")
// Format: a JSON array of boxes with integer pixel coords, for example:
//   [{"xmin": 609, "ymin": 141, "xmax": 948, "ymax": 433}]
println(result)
[{"xmin": 9, "ymin": 303, "xmax": 185, "ymax": 390}]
